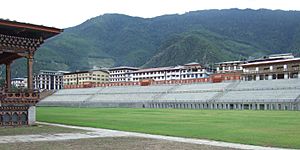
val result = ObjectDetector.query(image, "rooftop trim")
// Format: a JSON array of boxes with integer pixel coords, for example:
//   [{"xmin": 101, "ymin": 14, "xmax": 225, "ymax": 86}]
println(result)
[
  {"xmin": 108, "ymin": 66, "xmax": 139, "ymax": 71},
  {"xmin": 215, "ymin": 61, "xmax": 246, "ymax": 65},
  {"xmin": 0, "ymin": 19, "xmax": 63, "ymax": 34},
  {"xmin": 242, "ymin": 58, "xmax": 300, "ymax": 67}
]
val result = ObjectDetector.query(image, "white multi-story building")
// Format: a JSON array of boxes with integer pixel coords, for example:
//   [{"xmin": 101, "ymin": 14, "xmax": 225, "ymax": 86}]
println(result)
[
  {"xmin": 130, "ymin": 62, "xmax": 212, "ymax": 82},
  {"xmin": 242, "ymin": 54, "xmax": 300, "ymax": 81},
  {"xmin": 108, "ymin": 66, "xmax": 139, "ymax": 82},
  {"xmin": 130, "ymin": 67, "xmax": 173, "ymax": 82},
  {"xmin": 181, "ymin": 62, "xmax": 212, "ymax": 79},
  {"xmin": 33, "ymin": 70, "xmax": 67, "ymax": 90},
  {"xmin": 215, "ymin": 61, "xmax": 246, "ymax": 73},
  {"xmin": 11, "ymin": 78, "xmax": 27, "ymax": 88}
]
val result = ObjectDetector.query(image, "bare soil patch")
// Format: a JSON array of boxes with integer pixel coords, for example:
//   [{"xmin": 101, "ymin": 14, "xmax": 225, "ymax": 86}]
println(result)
[
  {"xmin": 0, "ymin": 124, "xmax": 86, "ymax": 136},
  {"xmin": 0, "ymin": 136, "xmax": 239, "ymax": 150}
]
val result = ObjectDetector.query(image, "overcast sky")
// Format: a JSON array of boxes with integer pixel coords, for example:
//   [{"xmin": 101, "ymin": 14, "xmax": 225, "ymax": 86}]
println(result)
[{"xmin": 1, "ymin": 0, "xmax": 300, "ymax": 28}]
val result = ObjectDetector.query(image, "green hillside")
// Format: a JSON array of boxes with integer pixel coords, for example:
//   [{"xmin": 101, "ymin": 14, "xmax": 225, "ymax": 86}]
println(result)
[
  {"xmin": 9, "ymin": 9, "xmax": 300, "ymax": 77},
  {"xmin": 143, "ymin": 30, "xmax": 269, "ymax": 67}
]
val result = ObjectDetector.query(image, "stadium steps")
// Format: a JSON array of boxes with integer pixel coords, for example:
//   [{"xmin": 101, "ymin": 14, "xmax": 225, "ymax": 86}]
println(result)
[
  {"xmin": 39, "ymin": 90, "xmax": 57, "ymax": 100},
  {"xmin": 79, "ymin": 87, "xmax": 105, "ymax": 107},
  {"xmin": 153, "ymin": 84, "xmax": 180, "ymax": 101},
  {"xmin": 208, "ymin": 81, "xmax": 241, "ymax": 102},
  {"xmin": 295, "ymin": 93, "xmax": 300, "ymax": 103},
  {"xmin": 226, "ymin": 81, "xmax": 241, "ymax": 90},
  {"xmin": 39, "ymin": 78, "xmax": 300, "ymax": 109}
]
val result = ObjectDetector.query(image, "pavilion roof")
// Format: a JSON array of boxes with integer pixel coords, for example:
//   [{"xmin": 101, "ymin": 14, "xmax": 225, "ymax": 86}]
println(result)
[
  {"xmin": 0, "ymin": 19, "xmax": 63, "ymax": 64},
  {"xmin": 0, "ymin": 19, "xmax": 63, "ymax": 39}
]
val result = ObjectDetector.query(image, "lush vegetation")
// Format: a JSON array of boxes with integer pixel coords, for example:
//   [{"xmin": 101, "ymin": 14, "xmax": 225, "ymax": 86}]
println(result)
[
  {"xmin": 37, "ymin": 107, "xmax": 300, "ymax": 148},
  {"xmin": 143, "ymin": 30, "xmax": 267, "ymax": 67},
  {"xmin": 10, "ymin": 9, "xmax": 300, "ymax": 77}
]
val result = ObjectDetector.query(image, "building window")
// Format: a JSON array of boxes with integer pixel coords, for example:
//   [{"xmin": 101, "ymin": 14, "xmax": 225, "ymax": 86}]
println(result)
[
  {"xmin": 259, "ymin": 75, "xmax": 264, "ymax": 80},
  {"xmin": 264, "ymin": 75, "xmax": 268, "ymax": 80},
  {"xmin": 277, "ymin": 74, "xmax": 284, "ymax": 79},
  {"xmin": 277, "ymin": 66, "xmax": 283, "ymax": 70},
  {"xmin": 291, "ymin": 72, "xmax": 299, "ymax": 78}
]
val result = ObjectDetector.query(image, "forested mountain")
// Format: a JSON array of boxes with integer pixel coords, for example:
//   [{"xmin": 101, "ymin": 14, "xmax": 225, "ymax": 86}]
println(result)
[{"xmin": 10, "ymin": 9, "xmax": 300, "ymax": 77}]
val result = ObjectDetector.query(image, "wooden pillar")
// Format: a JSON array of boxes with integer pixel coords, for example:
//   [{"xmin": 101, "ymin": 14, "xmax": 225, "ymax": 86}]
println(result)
[
  {"xmin": 5, "ymin": 62, "xmax": 12, "ymax": 92},
  {"xmin": 27, "ymin": 54, "xmax": 34, "ymax": 91}
]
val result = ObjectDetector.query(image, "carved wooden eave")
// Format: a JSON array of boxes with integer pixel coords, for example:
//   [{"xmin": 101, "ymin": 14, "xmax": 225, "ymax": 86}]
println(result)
[
  {"xmin": 0, "ymin": 19, "xmax": 63, "ymax": 65},
  {"xmin": 0, "ymin": 34, "xmax": 41, "ymax": 64}
]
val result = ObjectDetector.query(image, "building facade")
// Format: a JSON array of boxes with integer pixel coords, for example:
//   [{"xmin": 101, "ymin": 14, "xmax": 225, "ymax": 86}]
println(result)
[
  {"xmin": 242, "ymin": 54, "xmax": 300, "ymax": 81},
  {"xmin": 108, "ymin": 66, "xmax": 139, "ymax": 82},
  {"xmin": 215, "ymin": 61, "xmax": 245, "ymax": 73},
  {"xmin": 11, "ymin": 78, "xmax": 27, "ymax": 88},
  {"xmin": 130, "ymin": 63, "xmax": 212, "ymax": 82},
  {"xmin": 63, "ymin": 70, "xmax": 109, "ymax": 86},
  {"xmin": 33, "ymin": 70, "xmax": 66, "ymax": 90}
]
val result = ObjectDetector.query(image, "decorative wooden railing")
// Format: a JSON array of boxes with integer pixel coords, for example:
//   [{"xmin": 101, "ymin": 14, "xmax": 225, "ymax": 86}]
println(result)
[{"xmin": 0, "ymin": 91, "xmax": 40, "ymax": 106}]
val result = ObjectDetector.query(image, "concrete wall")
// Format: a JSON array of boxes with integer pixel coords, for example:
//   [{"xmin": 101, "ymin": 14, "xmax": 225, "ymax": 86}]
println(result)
[
  {"xmin": 146, "ymin": 102, "xmax": 300, "ymax": 111},
  {"xmin": 39, "ymin": 101, "xmax": 300, "ymax": 111},
  {"xmin": 28, "ymin": 106, "xmax": 36, "ymax": 125}
]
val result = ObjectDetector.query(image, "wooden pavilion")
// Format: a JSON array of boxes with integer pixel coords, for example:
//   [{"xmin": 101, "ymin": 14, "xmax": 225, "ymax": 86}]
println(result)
[{"xmin": 0, "ymin": 19, "xmax": 62, "ymax": 126}]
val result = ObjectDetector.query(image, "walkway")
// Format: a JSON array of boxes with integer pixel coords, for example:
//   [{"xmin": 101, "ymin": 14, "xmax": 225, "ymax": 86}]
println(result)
[{"xmin": 0, "ymin": 122, "xmax": 294, "ymax": 150}]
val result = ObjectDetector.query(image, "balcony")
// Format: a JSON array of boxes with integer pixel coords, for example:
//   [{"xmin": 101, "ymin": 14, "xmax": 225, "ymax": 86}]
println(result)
[{"xmin": 243, "ymin": 68, "xmax": 300, "ymax": 75}]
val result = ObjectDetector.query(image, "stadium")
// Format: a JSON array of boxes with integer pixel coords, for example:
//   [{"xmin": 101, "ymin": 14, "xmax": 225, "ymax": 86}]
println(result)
[
  {"xmin": 39, "ymin": 78, "xmax": 300, "ymax": 111},
  {"xmin": 2, "ymin": 10, "xmax": 300, "ymax": 150}
]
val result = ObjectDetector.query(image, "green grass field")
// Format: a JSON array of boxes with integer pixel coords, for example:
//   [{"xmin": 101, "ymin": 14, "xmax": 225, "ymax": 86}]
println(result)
[{"xmin": 37, "ymin": 107, "xmax": 300, "ymax": 148}]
